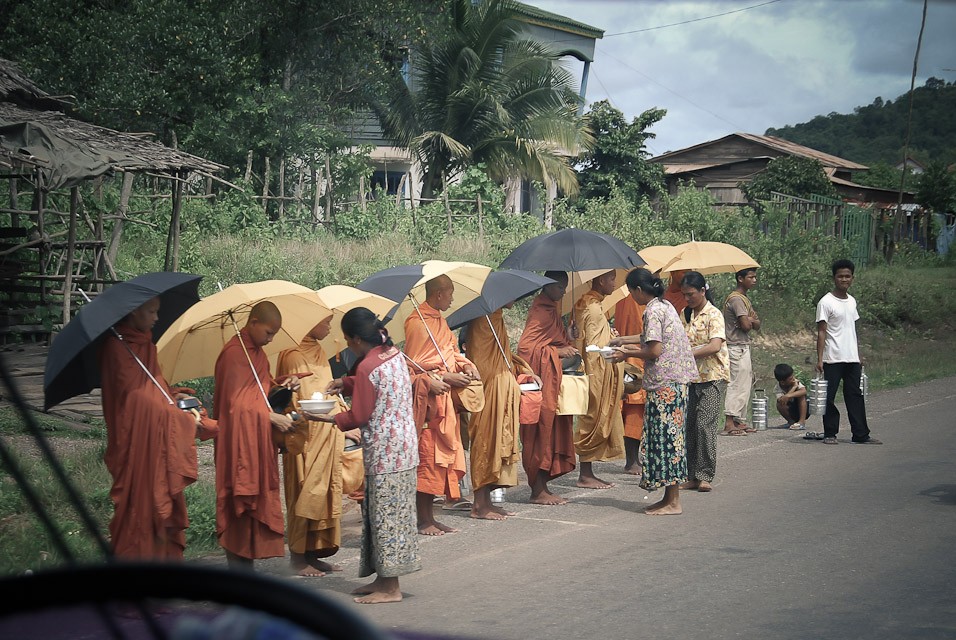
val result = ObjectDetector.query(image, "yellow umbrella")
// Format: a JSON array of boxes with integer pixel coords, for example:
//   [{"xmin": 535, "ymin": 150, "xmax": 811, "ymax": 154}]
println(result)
[
  {"xmin": 561, "ymin": 268, "xmax": 631, "ymax": 317},
  {"xmin": 637, "ymin": 245, "xmax": 682, "ymax": 274},
  {"xmin": 313, "ymin": 285, "xmax": 399, "ymax": 355},
  {"xmin": 657, "ymin": 241, "xmax": 760, "ymax": 276},
  {"xmin": 156, "ymin": 280, "xmax": 334, "ymax": 385}
]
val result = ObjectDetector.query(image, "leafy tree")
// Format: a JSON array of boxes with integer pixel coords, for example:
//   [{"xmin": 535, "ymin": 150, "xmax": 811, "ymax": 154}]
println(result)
[
  {"xmin": 853, "ymin": 162, "xmax": 918, "ymax": 192},
  {"xmin": 741, "ymin": 156, "xmax": 837, "ymax": 204},
  {"xmin": 576, "ymin": 100, "xmax": 666, "ymax": 202},
  {"xmin": 376, "ymin": 0, "xmax": 592, "ymax": 198},
  {"xmin": 766, "ymin": 78, "xmax": 956, "ymax": 167},
  {"xmin": 916, "ymin": 161, "xmax": 956, "ymax": 213}
]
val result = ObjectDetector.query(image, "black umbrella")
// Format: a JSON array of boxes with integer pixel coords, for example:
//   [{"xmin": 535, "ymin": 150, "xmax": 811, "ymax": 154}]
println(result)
[
  {"xmin": 446, "ymin": 270, "xmax": 555, "ymax": 330},
  {"xmin": 43, "ymin": 272, "xmax": 203, "ymax": 410},
  {"xmin": 498, "ymin": 228, "xmax": 645, "ymax": 272}
]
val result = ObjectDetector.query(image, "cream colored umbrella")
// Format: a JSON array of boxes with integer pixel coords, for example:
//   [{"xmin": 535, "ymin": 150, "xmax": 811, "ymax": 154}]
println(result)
[
  {"xmin": 156, "ymin": 280, "xmax": 334, "ymax": 385},
  {"xmin": 562, "ymin": 268, "xmax": 632, "ymax": 317},
  {"xmin": 657, "ymin": 241, "xmax": 760, "ymax": 275},
  {"xmin": 356, "ymin": 260, "xmax": 492, "ymax": 346},
  {"xmin": 313, "ymin": 285, "xmax": 399, "ymax": 355},
  {"xmin": 637, "ymin": 245, "xmax": 682, "ymax": 274}
]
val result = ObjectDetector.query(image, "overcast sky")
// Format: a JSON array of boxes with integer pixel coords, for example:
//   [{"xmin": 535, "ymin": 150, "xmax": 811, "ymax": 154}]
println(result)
[{"xmin": 531, "ymin": 0, "xmax": 956, "ymax": 157}]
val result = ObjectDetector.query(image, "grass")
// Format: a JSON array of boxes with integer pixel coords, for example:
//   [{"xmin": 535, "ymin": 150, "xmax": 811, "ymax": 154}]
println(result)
[{"xmin": 0, "ymin": 407, "xmax": 220, "ymax": 574}]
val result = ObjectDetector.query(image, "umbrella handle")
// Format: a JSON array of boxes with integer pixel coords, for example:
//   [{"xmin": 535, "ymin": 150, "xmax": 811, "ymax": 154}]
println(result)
[
  {"xmin": 229, "ymin": 313, "xmax": 272, "ymax": 412},
  {"xmin": 78, "ymin": 287, "xmax": 175, "ymax": 406},
  {"xmin": 409, "ymin": 294, "xmax": 449, "ymax": 369},
  {"xmin": 485, "ymin": 315, "xmax": 511, "ymax": 371}
]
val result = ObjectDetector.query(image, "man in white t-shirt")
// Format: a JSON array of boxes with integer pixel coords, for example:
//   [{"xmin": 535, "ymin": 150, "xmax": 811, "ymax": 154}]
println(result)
[{"xmin": 815, "ymin": 259, "xmax": 881, "ymax": 445}]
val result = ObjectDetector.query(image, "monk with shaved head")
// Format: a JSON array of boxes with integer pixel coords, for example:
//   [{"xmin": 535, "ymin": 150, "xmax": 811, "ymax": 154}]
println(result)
[
  {"xmin": 405, "ymin": 274, "xmax": 480, "ymax": 536},
  {"xmin": 213, "ymin": 300, "xmax": 299, "ymax": 571}
]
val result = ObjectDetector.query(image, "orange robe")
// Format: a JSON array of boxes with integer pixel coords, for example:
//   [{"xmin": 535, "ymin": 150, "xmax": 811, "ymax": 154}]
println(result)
[
  {"xmin": 277, "ymin": 338, "xmax": 362, "ymax": 559},
  {"xmin": 464, "ymin": 309, "xmax": 532, "ymax": 490},
  {"xmin": 573, "ymin": 290, "xmax": 625, "ymax": 462},
  {"xmin": 664, "ymin": 276, "xmax": 687, "ymax": 315},
  {"xmin": 213, "ymin": 329, "xmax": 285, "ymax": 560},
  {"xmin": 516, "ymin": 294, "xmax": 576, "ymax": 481},
  {"xmin": 404, "ymin": 302, "xmax": 474, "ymax": 499},
  {"xmin": 615, "ymin": 295, "xmax": 647, "ymax": 440},
  {"xmin": 99, "ymin": 321, "xmax": 218, "ymax": 560}
]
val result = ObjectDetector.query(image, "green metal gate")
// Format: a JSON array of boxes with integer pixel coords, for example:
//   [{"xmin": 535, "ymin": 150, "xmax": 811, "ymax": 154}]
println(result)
[{"xmin": 841, "ymin": 204, "xmax": 873, "ymax": 265}]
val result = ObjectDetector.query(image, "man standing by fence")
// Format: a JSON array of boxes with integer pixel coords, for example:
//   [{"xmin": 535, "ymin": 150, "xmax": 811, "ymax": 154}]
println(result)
[{"xmin": 721, "ymin": 268, "xmax": 759, "ymax": 436}]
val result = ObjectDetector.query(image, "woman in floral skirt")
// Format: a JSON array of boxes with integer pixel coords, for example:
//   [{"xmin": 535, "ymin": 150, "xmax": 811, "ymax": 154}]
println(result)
[
  {"xmin": 611, "ymin": 268, "xmax": 697, "ymax": 515},
  {"xmin": 304, "ymin": 307, "xmax": 420, "ymax": 603}
]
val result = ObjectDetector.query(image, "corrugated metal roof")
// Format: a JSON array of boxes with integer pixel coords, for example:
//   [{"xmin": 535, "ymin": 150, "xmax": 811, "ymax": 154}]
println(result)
[{"xmin": 652, "ymin": 132, "xmax": 868, "ymax": 171}]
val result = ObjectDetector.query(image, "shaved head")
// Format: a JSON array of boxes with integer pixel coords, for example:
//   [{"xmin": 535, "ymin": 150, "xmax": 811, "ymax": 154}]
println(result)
[
  {"xmin": 249, "ymin": 300, "xmax": 282, "ymax": 324},
  {"xmin": 425, "ymin": 274, "xmax": 453, "ymax": 297},
  {"xmin": 425, "ymin": 274, "xmax": 454, "ymax": 312}
]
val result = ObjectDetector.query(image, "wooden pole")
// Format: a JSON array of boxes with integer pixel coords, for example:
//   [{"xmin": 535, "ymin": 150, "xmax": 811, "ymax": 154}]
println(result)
[
  {"xmin": 62, "ymin": 188, "xmax": 78, "ymax": 325},
  {"xmin": 107, "ymin": 172, "xmax": 134, "ymax": 267},
  {"xmin": 442, "ymin": 172, "xmax": 452, "ymax": 234},
  {"xmin": 34, "ymin": 173, "xmax": 46, "ymax": 305},
  {"xmin": 262, "ymin": 156, "xmax": 271, "ymax": 219},
  {"xmin": 8, "ymin": 175, "xmax": 17, "ymax": 228},
  {"xmin": 477, "ymin": 194, "xmax": 484, "ymax": 239},
  {"xmin": 324, "ymin": 156, "xmax": 333, "ymax": 224},
  {"xmin": 311, "ymin": 165, "xmax": 320, "ymax": 226},
  {"xmin": 164, "ymin": 172, "xmax": 184, "ymax": 271},
  {"xmin": 278, "ymin": 157, "xmax": 286, "ymax": 219},
  {"xmin": 358, "ymin": 174, "xmax": 367, "ymax": 214},
  {"xmin": 244, "ymin": 151, "xmax": 253, "ymax": 183},
  {"xmin": 296, "ymin": 165, "xmax": 305, "ymax": 218}
]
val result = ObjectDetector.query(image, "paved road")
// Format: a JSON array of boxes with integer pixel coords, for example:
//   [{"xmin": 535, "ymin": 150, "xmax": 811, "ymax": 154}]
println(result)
[
  {"xmin": 307, "ymin": 375, "xmax": 956, "ymax": 640},
  {"xmin": 2, "ymin": 376, "xmax": 954, "ymax": 640}
]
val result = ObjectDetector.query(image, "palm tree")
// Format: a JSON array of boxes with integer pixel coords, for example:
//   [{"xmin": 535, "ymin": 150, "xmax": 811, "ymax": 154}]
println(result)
[{"xmin": 376, "ymin": 0, "xmax": 593, "ymax": 199}]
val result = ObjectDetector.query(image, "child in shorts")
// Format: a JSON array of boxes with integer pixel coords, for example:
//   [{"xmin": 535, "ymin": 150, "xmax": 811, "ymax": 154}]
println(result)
[{"xmin": 774, "ymin": 363, "xmax": 807, "ymax": 430}]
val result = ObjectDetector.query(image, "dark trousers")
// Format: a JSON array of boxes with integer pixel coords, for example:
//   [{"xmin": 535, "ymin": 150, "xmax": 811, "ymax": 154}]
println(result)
[{"xmin": 822, "ymin": 362, "xmax": 870, "ymax": 441}]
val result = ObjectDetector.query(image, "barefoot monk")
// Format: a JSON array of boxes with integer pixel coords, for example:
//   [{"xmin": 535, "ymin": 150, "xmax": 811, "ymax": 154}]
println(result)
[
  {"xmin": 572, "ymin": 270, "xmax": 625, "ymax": 489},
  {"xmin": 404, "ymin": 275, "xmax": 480, "ymax": 536},
  {"xmin": 464, "ymin": 303, "xmax": 538, "ymax": 520},
  {"xmin": 516, "ymin": 271, "xmax": 578, "ymax": 505}
]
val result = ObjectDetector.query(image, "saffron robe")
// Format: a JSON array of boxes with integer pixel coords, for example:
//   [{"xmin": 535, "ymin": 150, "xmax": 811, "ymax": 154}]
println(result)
[
  {"xmin": 277, "ymin": 337, "xmax": 362, "ymax": 558},
  {"xmin": 573, "ymin": 290, "xmax": 625, "ymax": 462},
  {"xmin": 99, "ymin": 322, "xmax": 218, "ymax": 560},
  {"xmin": 213, "ymin": 329, "xmax": 285, "ymax": 560},
  {"xmin": 404, "ymin": 302, "xmax": 474, "ymax": 498},
  {"xmin": 516, "ymin": 294, "xmax": 576, "ymax": 480},
  {"xmin": 464, "ymin": 310, "xmax": 531, "ymax": 490},
  {"xmin": 615, "ymin": 295, "xmax": 647, "ymax": 440}
]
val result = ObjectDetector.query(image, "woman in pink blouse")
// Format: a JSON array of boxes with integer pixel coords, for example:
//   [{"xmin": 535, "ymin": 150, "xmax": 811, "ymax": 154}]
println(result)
[
  {"xmin": 304, "ymin": 307, "xmax": 420, "ymax": 604},
  {"xmin": 610, "ymin": 268, "xmax": 697, "ymax": 515}
]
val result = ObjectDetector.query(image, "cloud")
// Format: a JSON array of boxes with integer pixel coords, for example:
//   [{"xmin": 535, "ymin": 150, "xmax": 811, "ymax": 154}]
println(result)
[{"xmin": 532, "ymin": 0, "xmax": 956, "ymax": 153}]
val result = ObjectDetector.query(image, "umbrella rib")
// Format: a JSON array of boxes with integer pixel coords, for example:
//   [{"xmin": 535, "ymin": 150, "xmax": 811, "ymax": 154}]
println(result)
[{"xmin": 485, "ymin": 315, "xmax": 512, "ymax": 370}]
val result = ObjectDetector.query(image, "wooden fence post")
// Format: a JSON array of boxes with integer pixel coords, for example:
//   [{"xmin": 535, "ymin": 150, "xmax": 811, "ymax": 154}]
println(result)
[
  {"xmin": 244, "ymin": 151, "xmax": 253, "ymax": 183},
  {"xmin": 442, "ymin": 172, "xmax": 452, "ymax": 234},
  {"xmin": 278, "ymin": 157, "xmax": 286, "ymax": 219},
  {"xmin": 63, "ymin": 187, "xmax": 78, "ymax": 325},
  {"xmin": 262, "ymin": 156, "xmax": 271, "ymax": 218},
  {"xmin": 477, "ymin": 194, "xmax": 484, "ymax": 239},
  {"xmin": 311, "ymin": 165, "xmax": 320, "ymax": 227}
]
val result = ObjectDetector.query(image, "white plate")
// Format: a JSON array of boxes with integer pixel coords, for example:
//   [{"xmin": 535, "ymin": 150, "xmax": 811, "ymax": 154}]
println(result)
[
  {"xmin": 298, "ymin": 399, "xmax": 336, "ymax": 413},
  {"xmin": 519, "ymin": 382, "xmax": 541, "ymax": 392}
]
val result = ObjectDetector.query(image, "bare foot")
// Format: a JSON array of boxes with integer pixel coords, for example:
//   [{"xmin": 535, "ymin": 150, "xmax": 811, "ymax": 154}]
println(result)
[
  {"xmin": 576, "ymin": 476, "xmax": 616, "ymax": 489},
  {"xmin": 645, "ymin": 503, "xmax": 682, "ymax": 515},
  {"xmin": 697, "ymin": 481, "xmax": 713, "ymax": 492},
  {"xmin": 354, "ymin": 589, "xmax": 403, "ymax": 604},
  {"xmin": 311, "ymin": 559, "xmax": 342, "ymax": 572},
  {"xmin": 623, "ymin": 466, "xmax": 641, "ymax": 476},
  {"xmin": 351, "ymin": 579, "xmax": 385, "ymax": 595},
  {"xmin": 678, "ymin": 480, "xmax": 700, "ymax": 490},
  {"xmin": 529, "ymin": 491, "xmax": 568, "ymax": 505},
  {"xmin": 490, "ymin": 505, "xmax": 516, "ymax": 517},
  {"xmin": 418, "ymin": 524, "xmax": 445, "ymax": 536},
  {"xmin": 471, "ymin": 505, "xmax": 507, "ymax": 520},
  {"xmin": 434, "ymin": 521, "xmax": 460, "ymax": 534},
  {"xmin": 295, "ymin": 565, "xmax": 326, "ymax": 577}
]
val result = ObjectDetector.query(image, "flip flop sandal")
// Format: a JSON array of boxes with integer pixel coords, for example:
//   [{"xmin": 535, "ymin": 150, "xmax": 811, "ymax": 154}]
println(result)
[
  {"xmin": 803, "ymin": 432, "xmax": 825, "ymax": 440},
  {"xmin": 720, "ymin": 429, "xmax": 748, "ymax": 436}
]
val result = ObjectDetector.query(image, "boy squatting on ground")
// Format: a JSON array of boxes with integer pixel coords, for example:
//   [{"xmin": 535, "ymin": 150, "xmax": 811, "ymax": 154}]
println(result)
[{"xmin": 773, "ymin": 363, "xmax": 807, "ymax": 431}]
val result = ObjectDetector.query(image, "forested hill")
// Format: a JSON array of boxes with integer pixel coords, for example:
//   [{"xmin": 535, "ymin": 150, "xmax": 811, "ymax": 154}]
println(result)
[{"xmin": 765, "ymin": 78, "xmax": 956, "ymax": 167}]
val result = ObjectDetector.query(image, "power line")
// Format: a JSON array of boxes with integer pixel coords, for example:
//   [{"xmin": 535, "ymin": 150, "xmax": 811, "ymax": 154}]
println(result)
[
  {"xmin": 602, "ymin": 0, "xmax": 784, "ymax": 38},
  {"xmin": 596, "ymin": 45, "xmax": 744, "ymax": 131}
]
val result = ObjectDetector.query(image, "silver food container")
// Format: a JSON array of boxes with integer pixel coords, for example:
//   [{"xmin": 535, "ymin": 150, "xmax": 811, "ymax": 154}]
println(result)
[
  {"xmin": 751, "ymin": 389, "xmax": 768, "ymax": 431},
  {"xmin": 808, "ymin": 376, "xmax": 828, "ymax": 416}
]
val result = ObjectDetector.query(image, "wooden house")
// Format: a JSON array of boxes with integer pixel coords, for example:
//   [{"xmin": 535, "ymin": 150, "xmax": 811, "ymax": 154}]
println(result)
[{"xmin": 650, "ymin": 132, "xmax": 915, "ymax": 207}]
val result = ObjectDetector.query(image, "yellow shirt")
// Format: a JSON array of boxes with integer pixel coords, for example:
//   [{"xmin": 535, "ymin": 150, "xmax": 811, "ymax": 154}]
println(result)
[{"xmin": 683, "ymin": 301, "xmax": 730, "ymax": 383}]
